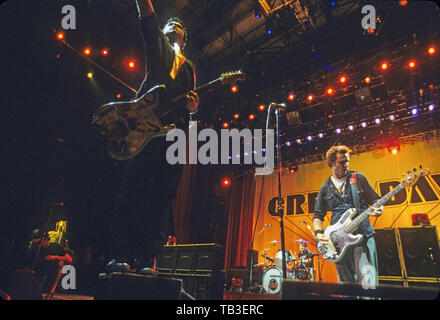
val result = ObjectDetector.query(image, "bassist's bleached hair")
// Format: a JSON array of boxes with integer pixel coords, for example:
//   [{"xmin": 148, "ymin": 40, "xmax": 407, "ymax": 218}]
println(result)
[{"xmin": 326, "ymin": 145, "xmax": 351, "ymax": 167}]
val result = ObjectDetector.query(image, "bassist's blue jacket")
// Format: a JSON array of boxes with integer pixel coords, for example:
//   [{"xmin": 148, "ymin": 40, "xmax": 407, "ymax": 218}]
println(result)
[{"xmin": 313, "ymin": 171, "xmax": 380, "ymax": 237}]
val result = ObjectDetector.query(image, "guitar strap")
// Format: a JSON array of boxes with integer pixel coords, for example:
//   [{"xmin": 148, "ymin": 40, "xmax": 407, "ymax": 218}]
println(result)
[{"xmin": 350, "ymin": 172, "xmax": 361, "ymax": 213}]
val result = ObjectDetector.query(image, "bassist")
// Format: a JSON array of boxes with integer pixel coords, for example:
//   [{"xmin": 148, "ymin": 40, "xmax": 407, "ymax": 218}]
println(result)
[{"xmin": 313, "ymin": 145, "xmax": 383, "ymax": 285}]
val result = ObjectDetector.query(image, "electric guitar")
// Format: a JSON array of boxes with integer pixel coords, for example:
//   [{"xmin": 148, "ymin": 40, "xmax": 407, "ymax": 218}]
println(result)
[
  {"xmin": 317, "ymin": 166, "xmax": 429, "ymax": 263},
  {"xmin": 92, "ymin": 71, "xmax": 245, "ymax": 160}
]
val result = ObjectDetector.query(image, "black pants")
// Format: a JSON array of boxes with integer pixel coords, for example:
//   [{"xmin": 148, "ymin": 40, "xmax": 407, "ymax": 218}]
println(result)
[{"xmin": 108, "ymin": 135, "xmax": 182, "ymax": 265}]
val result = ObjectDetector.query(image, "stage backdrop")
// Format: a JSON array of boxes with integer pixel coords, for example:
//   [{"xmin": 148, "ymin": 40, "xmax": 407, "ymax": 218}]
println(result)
[{"xmin": 252, "ymin": 139, "xmax": 440, "ymax": 282}]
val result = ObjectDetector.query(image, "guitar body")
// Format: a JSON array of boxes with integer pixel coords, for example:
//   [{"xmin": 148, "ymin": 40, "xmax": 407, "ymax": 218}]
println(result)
[
  {"xmin": 92, "ymin": 85, "xmax": 169, "ymax": 161},
  {"xmin": 92, "ymin": 71, "xmax": 245, "ymax": 160},
  {"xmin": 317, "ymin": 208, "xmax": 363, "ymax": 263}
]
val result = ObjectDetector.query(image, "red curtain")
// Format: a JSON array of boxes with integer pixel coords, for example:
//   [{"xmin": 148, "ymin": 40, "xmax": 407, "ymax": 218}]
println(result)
[
  {"xmin": 223, "ymin": 175, "xmax": 256, "ymax": 269},
  {"xmin": 172, "ymin": 164, "xmax": 198, "ymax": 244}
]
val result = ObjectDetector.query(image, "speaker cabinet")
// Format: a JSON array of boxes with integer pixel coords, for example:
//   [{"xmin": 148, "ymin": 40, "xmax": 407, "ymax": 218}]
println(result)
[
  {"xmin": 0, "ymin": 269, "xmax": 42, "ymax": 300},
  {"xmin": 398, "ymin": 226, "xmax": 440, "ymax": 278},
  {"xmin": 374, "ymin": 229, "xmax": 403, "ymax": 277}
]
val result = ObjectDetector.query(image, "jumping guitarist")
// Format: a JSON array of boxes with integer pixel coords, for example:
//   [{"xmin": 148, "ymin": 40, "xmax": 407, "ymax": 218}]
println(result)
[
  {"xmin": 313, "ymin": 145, "xmax": 383, "ymax": 286},
  {"xmin": 106, "ymin": 0, "xmax": 199, "ymax": 275}
]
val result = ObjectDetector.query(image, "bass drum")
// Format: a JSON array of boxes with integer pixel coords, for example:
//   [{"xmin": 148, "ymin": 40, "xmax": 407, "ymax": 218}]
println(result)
[{"xmin": 262, "ymin": 267, "xmax": 289, "ymax": 294}]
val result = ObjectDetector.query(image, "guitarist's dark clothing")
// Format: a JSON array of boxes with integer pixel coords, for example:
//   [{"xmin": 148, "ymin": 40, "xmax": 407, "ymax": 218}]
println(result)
[
  {"xmin": 314, "ymin": 171, "xmax": 380, "ymax": 286},
  {"xmin": 313, "ymin": 170, "xmax": 380, "ymax": 238},
  {"xmin": 108, "ymin": 13, "xmax": 196, "ymax": 270}
]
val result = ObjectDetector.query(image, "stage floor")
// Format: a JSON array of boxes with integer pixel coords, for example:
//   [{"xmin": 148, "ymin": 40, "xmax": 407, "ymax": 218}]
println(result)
[{"xmin": 50, "ymin": 291, "xmax": 281, "ymax": 301}]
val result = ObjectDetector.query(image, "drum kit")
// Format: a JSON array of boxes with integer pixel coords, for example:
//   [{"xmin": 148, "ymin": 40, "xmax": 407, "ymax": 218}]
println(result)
[{"xmin": 259, "ymin": 239, "xmax": 316, "ymax": 294}]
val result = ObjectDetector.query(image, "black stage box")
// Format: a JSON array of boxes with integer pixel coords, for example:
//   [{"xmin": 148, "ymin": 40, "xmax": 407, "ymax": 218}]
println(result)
[
  {"xmin": 0, "ymin": 269, "xmax": 42, "ymax": 300},
  {"xmin": 94, "ymin": 272, "xmax": 182, "ymax": 300}
]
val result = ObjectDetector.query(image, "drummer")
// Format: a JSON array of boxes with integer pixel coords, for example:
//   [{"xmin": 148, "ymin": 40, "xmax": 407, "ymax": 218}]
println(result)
[{"xmin": 297, "ymin": 239, "xmax": 313, "ymax": 268}]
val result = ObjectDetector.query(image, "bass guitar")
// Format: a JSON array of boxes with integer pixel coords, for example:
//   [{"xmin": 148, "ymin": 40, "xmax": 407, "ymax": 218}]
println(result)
[
  {"xmin": 317, "ymin": 166, "xmax": 428, "ymax": 263},
  {"xmin": 92, "ymin": 71, "xmax": 245, "ymax": 160}
]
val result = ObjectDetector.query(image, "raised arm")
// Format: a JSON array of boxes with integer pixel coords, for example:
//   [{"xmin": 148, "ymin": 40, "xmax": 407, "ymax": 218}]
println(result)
[{"xmin": 135, "ymin": 0, "xmax": 154, "ymax": 19}]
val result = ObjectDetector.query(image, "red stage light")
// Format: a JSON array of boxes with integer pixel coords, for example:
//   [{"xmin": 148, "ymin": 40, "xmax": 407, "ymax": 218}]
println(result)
[
  {"xmin": 288, "ymin": 92, "xmax": 295, "ymax": 101},
  {"xmin": 233, "ymin": 114, "xmax": 239, "ymax": 119},
  {"xmin": 56, "ymin": 32, "xmax": 64, "ymax": 40},
  {"xmin": 258, "ymin": 104, "xmax": 265, "ymax": 111},
  {"xmin": 127, "ymin": 59, "xmax": 136, "ymax": 70},
  {"xmin": 326, "ymin": 87, "xmax": 335, "ymax": 95},
  {"xmin": 407, "ymin": 60, "xmax": 416, "ymax": 69},
  {"xmin": 222, "ymin": 178, "xmax": 231, "ymax": 187},
  {"xmin": 364, "ymin": 76, "xmax": 371, "ymax": 84},
  {"xmin": 338, "ymin": 75, "xmax": 348, "ymax": 84},
  {"xmin": 102, "ymin": 49, "xmax": 109, "ymax": 56},
  {"xmin": 307, "ymin": 94, "xmax": 314, "ymax": 102},
  {"xmin": 231, "ymin": 85, "xmax": 238, "ymax": 93},
  {"xmin": 83, "ymin": 48, "xmax": 91, "ymax": 56},
  {"xmin": 380, "ymin": 62, "xmax": 389, "ymax": 71},
  {"xmin": 116, "ymin": 93, "xmax": 121, "ymax": 99},
  {"xmin": 428, "ymin": 46, "xmax": 436, "ymax": 55},
  {"xmin": 248, "ymin": 114, "xmax": 255, "ymax": 120},
  {"xmin": 222, "ymin": 122, "xmax": 229, "ymax": 128},
  {"xmin": 367, "ymin": 28, "xmax": 375, "ymax": 34},
  {"xmin": 399, "ymin": 0, "xmax": 407, "ymax": 6}
]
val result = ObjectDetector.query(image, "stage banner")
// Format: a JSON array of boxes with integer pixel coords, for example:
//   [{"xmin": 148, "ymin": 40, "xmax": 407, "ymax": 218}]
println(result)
[{"xmin": 252, "ymin": 139, "xmax": 440, "ymax": 282}]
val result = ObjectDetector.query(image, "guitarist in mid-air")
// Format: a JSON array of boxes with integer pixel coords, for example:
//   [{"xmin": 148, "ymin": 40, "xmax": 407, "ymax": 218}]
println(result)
[
  {"xmin": 106, "ymin": 0, "xmax": 199, "ymax": 275},
  {"xmin": 313, "ymin": 145, "xmax": 383, "ymax": 286}
]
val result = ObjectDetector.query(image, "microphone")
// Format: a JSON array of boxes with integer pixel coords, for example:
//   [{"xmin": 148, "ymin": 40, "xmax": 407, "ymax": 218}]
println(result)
[{"xmin": 269, "ymin": 102, "xmax": 286, "ymax": 108}]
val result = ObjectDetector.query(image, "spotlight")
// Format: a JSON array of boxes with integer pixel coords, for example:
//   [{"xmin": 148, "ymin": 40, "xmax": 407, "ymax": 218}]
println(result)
[
  {"xmin": 427, "ymin": 46, "xmax": 437, "ymax": 55},
  {"xmin": 231, "ymin": 84, "xmax": 238, "ymax": 93},
  {"xmin": 248, "ymin": 114, "xmax": 255, "ymax": 120},
  {"xmin": 289, "ymin": 165, "xmax": 298, "ymax": 174},
  {"xmin": 361, "ymin": 122, "xmax": 367, "ymax": 128},
  {"xmin": 266, "ymin": 23, "xmax": 272, "ymax": 35},
  {"xmin": 380, "ymin": 62, "xmax": 389, "ymax": 71},
  {"xmin": 399, "ymin": 0, "xmax": 407, "ymax": 6},
  {"xmin": 338, "ymin": 75, "xmax": 348, "ymax": 84},
  {"xmin": 102, "ymin": 49, "xmax": 109, "ymax": 56},
  {"xmin": 126, "ymin": 59, "xmax": 137, "ymax": 70},
  {"xmin": 286, "ymin": 141, "xmax": 291, "ymax": 146},
  {"xmin": 375, "ymin": 118, "xmax": 381, "ymax": 124},
  {"xmin": 258, "ymin": 104, "xmax": 265, "ymax": 111},
  {"xmin": 428, "ymin": 104, "xmax": 435, "ymax": 111},
  {"xmin": 407, "ymin": 59, "xmax": 417, "ymax": 69},
  {"xmin": 307, "ymin": 94, "xmax": 315, "ymax": 102},
  {"xmin": 389, "ymin": 115, "xmax": 396, "ymax": 120},
  {"xmin": 56, "ymin": 32, "xmax": 65, "ymax": 40},
  {"xmin": 364, "ymin": 76, "xmax": 371, "ymax": 84},
  {"xmin": 83, "ymin": 48, "xmax": 92, "ymax": 56},
  {"xmin": 335, "ymin": 128, "xmax": 342, "ymax": 134},
  {"xmin": 222, "ymin": 122, "xmax": 229, "ymax": 128},
  {"xmin": 296, "ymin": 139, "xmax": 301, "ymax": 144},
  {"xmin": 318, "ymin": 133, "xmax": 324, "ymax": 138},
  {"xmin": 116, "ymin": 93, "xmax": 121, "ymax": 99},
  {"xmin": 348, "ymin": 125, "xmax": 354, "ymax": 131},
  {"xmin": 307, "ymin": 135, "xmax": 312, "ymax": 141},
  {"xmin": 221, "ymin": 178, "xmax": 231, "ymax": 187},
  {"xmin": 233, "ymin": 113, "xmax": 239, "ymax": 119},
  {"xmin": 411, "ymin": 108, "xmax": 418, "ymax": 115},
  {"xmin": 288, "ymin": 92, "xmax": 295, "ymax": 101},
  {"xmin": 87, "ymin": 72, "xmax": 93, "ymax": 79},
  {"xmin": 326, "ymin": 87, "xmax": 335, "ymax": 96}
]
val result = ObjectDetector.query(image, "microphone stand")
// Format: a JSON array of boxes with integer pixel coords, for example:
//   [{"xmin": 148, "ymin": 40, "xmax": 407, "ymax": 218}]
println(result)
[
  {"xmin": 248, "ymin": 224, "xmax": 269, "ymax": 292},
  {"xmin": 274, "ymin": 105, "xmax": 288, "ymax": 280},
  {"xmin": 302, "ymin": 220, "xmax": 322, "ymax": 282}
]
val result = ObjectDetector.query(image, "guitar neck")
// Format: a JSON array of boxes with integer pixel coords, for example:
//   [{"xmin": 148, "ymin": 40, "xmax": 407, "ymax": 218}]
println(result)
[
  {"xmin": 346, "ymin": 183, "xmax": 404, "ymax": 233},
  {"xmin": 170, "ymin": 77, "xmax": 224, "ymax": 104}
]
